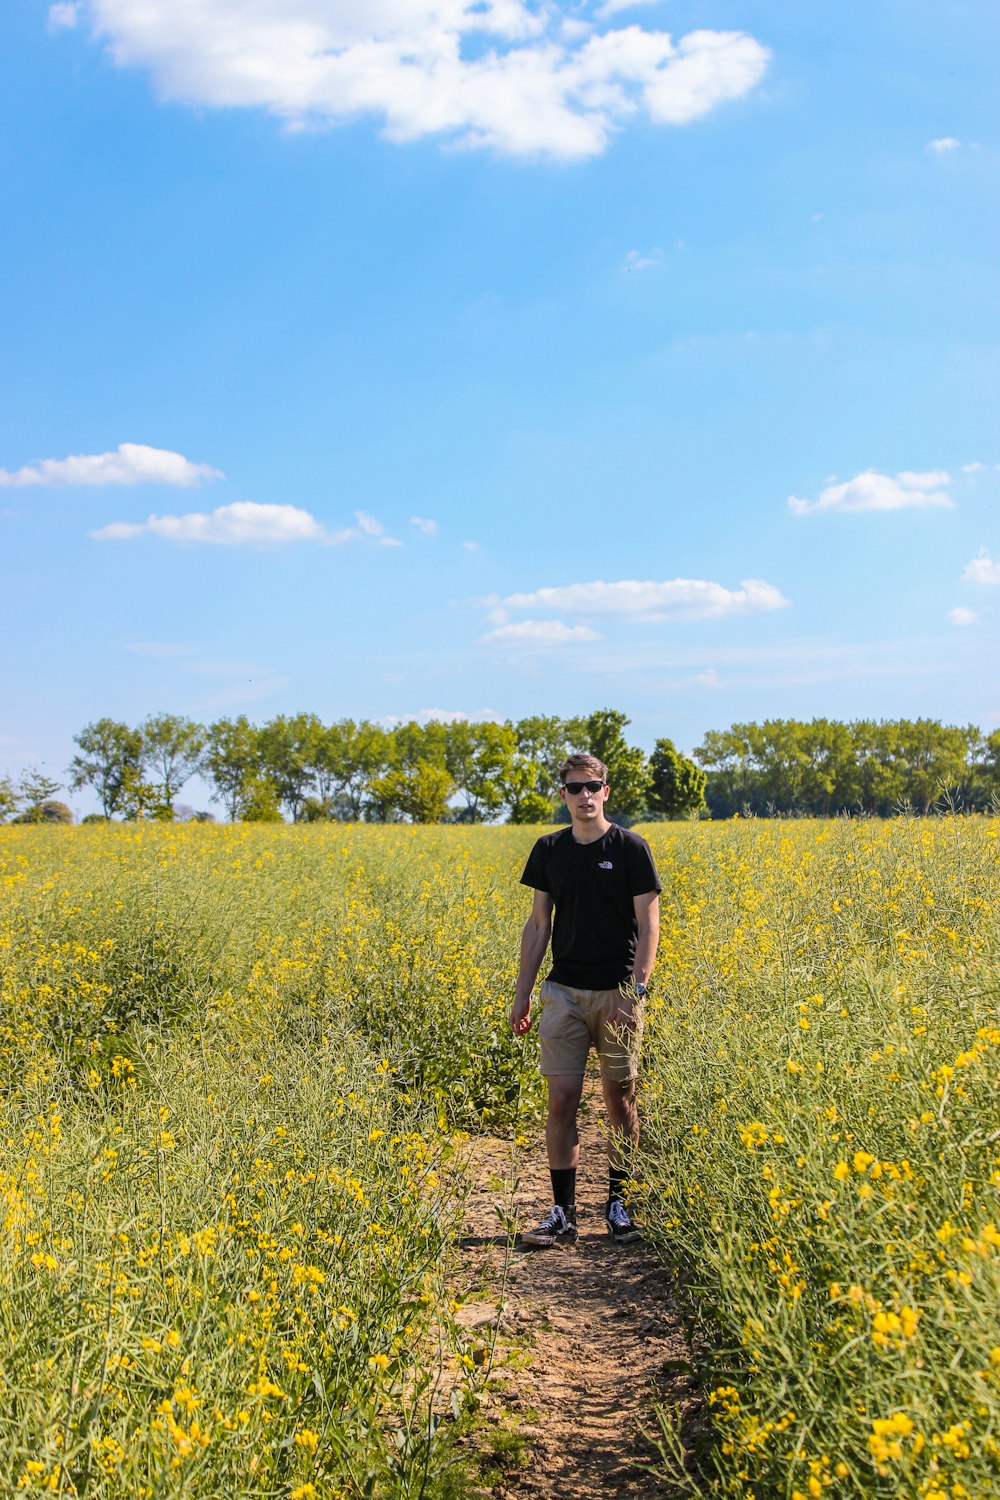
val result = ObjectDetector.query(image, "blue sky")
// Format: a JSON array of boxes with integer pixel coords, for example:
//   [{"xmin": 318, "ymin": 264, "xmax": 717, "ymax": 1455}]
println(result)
[{"xmin": 2, "ymin": 0, "xmax": 998, "ymax": 811}]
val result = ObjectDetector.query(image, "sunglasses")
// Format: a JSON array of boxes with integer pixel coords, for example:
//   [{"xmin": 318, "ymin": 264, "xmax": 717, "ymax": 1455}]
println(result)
[{"xmin": 563, "ymin": 780, "xmax": 605, "ymax": 795}]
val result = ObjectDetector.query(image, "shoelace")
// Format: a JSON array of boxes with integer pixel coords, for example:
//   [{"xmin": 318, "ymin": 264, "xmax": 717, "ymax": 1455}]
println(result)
[{"xmin": 608, "ymin": 1200, "xmax": 631, "ymax": 1227}]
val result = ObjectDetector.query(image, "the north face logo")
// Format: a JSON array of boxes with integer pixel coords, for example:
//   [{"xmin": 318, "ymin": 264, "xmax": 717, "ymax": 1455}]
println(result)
[{"xmin": 598, "ymin": 861, "xmax": 613, "ymax": 870}]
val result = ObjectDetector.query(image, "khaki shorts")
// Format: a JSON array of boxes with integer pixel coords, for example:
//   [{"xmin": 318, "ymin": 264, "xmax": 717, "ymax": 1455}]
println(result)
[{"xmin": 538, "ymin": 979, "xmax": 644, "ymax": 1083}]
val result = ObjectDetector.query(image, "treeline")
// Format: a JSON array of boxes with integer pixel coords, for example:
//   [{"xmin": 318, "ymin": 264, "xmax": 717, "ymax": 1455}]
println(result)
[
  {"xmin": 1, "ymin": 709, "xmax": 702, "ymax": 825},
  {"xmin": 3, "ymin": 712, "xmax": 996, "ymax": 826},
  {"xmin": 698, "ymin": 718, "xmax": 1000, "ymax": 817}
]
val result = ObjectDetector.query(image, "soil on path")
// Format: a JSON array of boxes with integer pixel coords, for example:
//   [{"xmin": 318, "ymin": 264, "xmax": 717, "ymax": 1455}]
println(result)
[{"xmin": 452, "ymin": 1076, "xmax": 706, "ymax": 1499}]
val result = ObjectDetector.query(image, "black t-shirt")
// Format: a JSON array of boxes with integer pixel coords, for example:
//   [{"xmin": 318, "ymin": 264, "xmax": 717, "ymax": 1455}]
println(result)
[{"xmin": 520, "ymin": 824, "xmax": 661, "ymax": 991}]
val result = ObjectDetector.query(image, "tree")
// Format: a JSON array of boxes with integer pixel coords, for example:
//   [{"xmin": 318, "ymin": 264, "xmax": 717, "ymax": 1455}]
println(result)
[
  {"xmin": 648, "ymin": 739, "xmax": 706, "ymax": 819},
  {"xmin": 695, "ymin": 726, "xmax": 754, "ymax": 818},
  {"xmin": 204, "ymin": 717, "xmax": 260, "ymax": 821},
  {"xmin": 238, "ymin": 772, "xmax": 284, "ymax": 823},
  {"xmin": 69, "ymin": 719, "xmax": 143, "ymax": 819},
  {"xmin": 0, "ymin": 775, "xmax": 19, "ymax": 822},
  {"xmin": 585, "ymin": 709, "xmax": 651, "ymax": 817},
  {"xmin": 446, "ymin": 720, "xmax": 517, "ymax": 821},
  {"xmin": 368, "ymin": 761, "xmax": 454, "ymax": 823},
  {"xmin": 257, "ymin": 713, "xmax": 323, "ymax": 821},
  {"xmin": 513, "ymin": 714, "xmax": 587, "ymax": 799},
  {"xmin": 37, "ymin": 800, "xmax": 74, "ymax": 824},
  {"xmin": 118, "ymin": 765, "xmax": 173, "ymax": 821},
  {"xmin": 16, "ymin": 768, "xmax": 64, "ymax": 823},
  {"xmin": 139, "ymin": 714, "xmax": 206, "ymax": 806},
  {"xmin": 332, "ymin": 721, "xmax": 393, "ymax": 820}
]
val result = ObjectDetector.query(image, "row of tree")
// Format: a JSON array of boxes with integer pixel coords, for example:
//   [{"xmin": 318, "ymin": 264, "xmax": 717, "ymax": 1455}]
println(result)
[
  {"xmin": 5, "ymin": 712, "xmax": 996, "ymax": 826},
  {"xmin": 696, "ymin": 718, "xmax": 1000, "ymax": 817},
  {"xmin": 0, "ymin": 710, "xmax": 703, "ymax": 824}
]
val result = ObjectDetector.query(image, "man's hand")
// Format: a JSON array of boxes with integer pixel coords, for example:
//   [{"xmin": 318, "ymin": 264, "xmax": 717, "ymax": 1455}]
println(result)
[{"xmin": 510, "ymin": 993, "xmax": 533, "ymax": 1036}]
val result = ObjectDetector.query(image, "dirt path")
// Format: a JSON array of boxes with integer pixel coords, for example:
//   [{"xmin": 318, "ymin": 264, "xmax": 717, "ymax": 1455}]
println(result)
[{"xmin": 452, "ymin": 1076, "xmax": 705, "ymax": 1499}]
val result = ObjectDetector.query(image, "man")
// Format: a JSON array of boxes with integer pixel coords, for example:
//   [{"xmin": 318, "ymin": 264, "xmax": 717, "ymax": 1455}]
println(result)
[{"xmin": 510, "ymin": 752, "xmax": 660, "ymax": 1246}]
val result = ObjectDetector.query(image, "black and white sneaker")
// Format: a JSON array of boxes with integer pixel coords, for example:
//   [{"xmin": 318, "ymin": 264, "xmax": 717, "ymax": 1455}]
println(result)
[
  {"xmin": 605, "ymin": 1199, "xmax": 641, "ymax": 1244},
  {"xmin": 520, "ymin": 1204, "xmax": 579, "ymax": 1248}
]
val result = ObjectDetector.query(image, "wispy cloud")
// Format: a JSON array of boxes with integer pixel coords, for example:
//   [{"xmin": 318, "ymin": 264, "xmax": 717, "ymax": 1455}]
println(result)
[
  {"xmin": 482, "ymin": 619, "xmax": 600, "ymax": 644},
  {"xmin": 492, "ymin": 576, "xmax": 789, "ymax": 621},
  {"xmin": 789, "ymin": 469, "xmax": 952, "ymax": 515},
  {"xmin": 0, "ymin": 442, "xmax": 221, "ymax": 489},
  {"xmin": 355, "ymin": 510, "xmax": 402, "ymax": 546},
  {"xmin": 963, "ymin": 550, "xmax": 1000, "ymax": 586},
  {"xmin": 410, "ymin": 515, "xmax": 438, "ymax": 537},
  {"xmin": 47, "ymin": 2, "xmax": 80, "ymax": 31},
  {"xmin": 598, "ymin": 0, "xmax": 660, "ymax": 15},
  {"xmin": 623, "ymin": 247, "xmax": 663, "ymax": 271},
  {"xmin": 948, "ymin": 607, "xmax": 978, "ymax": 626},
  {"xmin": 91, "ymin": 501, "xmax": 328, "ymax": 545},
  {"xmin": 66, "ymin": 1, "xmax": 769, "ymax": 160},
  {"xmin": 91, "ymin": 502, "xmax": 402, "ymax": 548},
  {"xmin": 926, "ymin": 137, "xmax": 961, "ymax": 154}
]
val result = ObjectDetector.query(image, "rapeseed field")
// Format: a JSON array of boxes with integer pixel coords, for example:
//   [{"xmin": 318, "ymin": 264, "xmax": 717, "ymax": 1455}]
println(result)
[{"xmin": 1, "ymin": 819, "xmax": 997, "ymax": 1498}]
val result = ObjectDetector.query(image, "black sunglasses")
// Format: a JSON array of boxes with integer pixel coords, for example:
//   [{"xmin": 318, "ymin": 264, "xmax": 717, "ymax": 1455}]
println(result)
[{"xmin": 563, "ymin": 780, "xmax": 605, "ymax": 795}]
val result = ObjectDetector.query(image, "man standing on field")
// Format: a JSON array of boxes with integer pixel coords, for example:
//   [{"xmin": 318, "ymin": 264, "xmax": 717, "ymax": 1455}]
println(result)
[{"xmin": 510, "ymin": 753, "xmax": 660, "ymax": 1246}]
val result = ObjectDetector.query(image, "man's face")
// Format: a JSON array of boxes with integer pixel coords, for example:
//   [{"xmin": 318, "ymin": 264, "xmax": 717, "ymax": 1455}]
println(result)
[{"xmin": 559, "ymin": 774, "xmax": 609, "ymax": 822}]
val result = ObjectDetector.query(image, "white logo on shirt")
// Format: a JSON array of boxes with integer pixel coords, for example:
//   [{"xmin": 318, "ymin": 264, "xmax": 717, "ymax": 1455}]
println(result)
[{"xmin": 598, "ymin": 861, "xmax": 613, "ymax": 870}]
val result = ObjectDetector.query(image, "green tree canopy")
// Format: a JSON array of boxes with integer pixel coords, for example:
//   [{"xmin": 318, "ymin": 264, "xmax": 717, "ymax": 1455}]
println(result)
[
  {"xmin": 139, "ymin": 713, "xmax": 206, "ymax": 806},
  {"xmin": 648, "ymin": 738, "xmax": 707, "ymax": 819},
  {"xmin": 204, "ymin": 716, "xmax": 260, "ymax": 821},
  {"xmin": 69, "ymin": 719, "xmax": 143, "ymax": 818},
  {"xmin": 585, "ymin": 708, "xmax": 651, "ymax": 817}
]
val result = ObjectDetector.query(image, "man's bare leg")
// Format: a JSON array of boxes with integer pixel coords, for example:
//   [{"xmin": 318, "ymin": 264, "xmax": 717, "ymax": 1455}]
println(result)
[
  {"xmin": 545, "ymin": 1073, "xmax": 586, "ymax": 1168},
  {"xmin": 521, "ymin": 1074, "xmax": 586, "ymax": 1247},
  {"xmin": 601, "ymin": 1076, "xmax": 639, "ymax": 1167}
]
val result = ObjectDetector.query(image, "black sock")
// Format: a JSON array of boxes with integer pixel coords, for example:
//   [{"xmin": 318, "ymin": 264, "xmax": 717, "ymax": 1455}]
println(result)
[
  {"xmin": 551, "ymin": 1167, "xmax": 576, "ymax": 1213},
  {"xmin": 609, "ymin": 1168, "xmax": 628, "ymax": 1205}
]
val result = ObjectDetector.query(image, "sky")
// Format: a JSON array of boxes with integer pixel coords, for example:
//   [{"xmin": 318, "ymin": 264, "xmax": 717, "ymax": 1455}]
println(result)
[{"xmin": 1, "ymin": 0, "xmax": 998, "ymax": 814}]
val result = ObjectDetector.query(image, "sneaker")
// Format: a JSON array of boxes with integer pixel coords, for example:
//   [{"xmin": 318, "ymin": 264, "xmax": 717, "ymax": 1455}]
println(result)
[
  {"xmin": 605, "ymin": 1198, "xmax": 641, "ymax": 1244},
  {"xmin": 520, "ymin": 1204, "xmax": 579, "ymax": 1248}
]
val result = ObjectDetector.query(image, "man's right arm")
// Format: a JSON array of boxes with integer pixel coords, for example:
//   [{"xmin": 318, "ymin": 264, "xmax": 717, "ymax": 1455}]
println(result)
[{"xmin": 510, "ymin": 888, "xmax": 554, "ymax": 1036}]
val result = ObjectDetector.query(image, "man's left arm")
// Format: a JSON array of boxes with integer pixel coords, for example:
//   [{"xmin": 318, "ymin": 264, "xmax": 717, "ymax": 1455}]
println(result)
[{"xmin": 630, "ymin": 891, "xmax": 660, "ymax": 988}]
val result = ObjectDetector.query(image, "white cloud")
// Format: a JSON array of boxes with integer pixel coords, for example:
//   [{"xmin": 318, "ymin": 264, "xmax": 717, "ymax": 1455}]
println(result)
[
  {"xmin": 356, "ymin": 509, "xmax": 402, "ymax": 546},
  {"xmin": 598, "ymin": 0, "xmax": 659, "ymax": 15},
  {"xmin": 926, "ymin": 137, "xmax": 961, "ymax": 154},
  {"xmin": 948, "ymin": 607, "xmax": 978, "ymax": 627},
  {"xmin": 963, "ymin": 550, "xmax": 1000, "ymax": 586},
  {"xmin": 496, "ymin": 576, "xmax": 789, "ymax": 620},
  {"xmin": 463, "ymin": 539, "xmax": 480, "ymax": 551},
  {"xmin": 623, "ymin": 247, "xmax": 663, "ymax": 271},
  {"xmin": 694, "ymin": 667, "xmax": 721, "ymax": 686},
  {"xmin": 92, "ymin": 501, "xmax": 405, "ymax": 547},
  {"xmin": 0, "ymin": 441, "xmax": 221, "ymax": 488},
  {"xmin": 75, "ymin": 2, "xmax": 769, "ymax": 159},
  {"xmin": 48, "ymin": 2, "xmax": 81, "ymax": 30},
  {"xmin": 482, "ymin": 619, "xmax": 601, "ymax": 643},
  {"xmin": 789, "ymin": 469, "xmax": 953, "ymax": 515},
  {"xmin": 91, "ymin": 500, "xmax": 330, "ymax": 545},
  {"xmin": 410, "ymin": 515, "xmax": 438, "ymax": 537},
  {"xmin": 961, "ymin": 461, "xmax": 986, "ymax": 473}
]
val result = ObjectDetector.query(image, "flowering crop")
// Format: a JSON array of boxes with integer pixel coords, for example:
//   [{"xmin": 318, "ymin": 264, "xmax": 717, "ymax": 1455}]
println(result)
[
  {"xmin": 0, "ymin": 823, "xmax": 537, "ymax": 1497},
  {"xmin": 638, "ymin": 816, "xmax": 1000, "ymax": 1499},
  {"xmin": 3, "ymin": 817, "xmax": 998, "ymax": 1498}
]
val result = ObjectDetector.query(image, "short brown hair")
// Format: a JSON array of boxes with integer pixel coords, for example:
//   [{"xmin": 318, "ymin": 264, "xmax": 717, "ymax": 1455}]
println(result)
[{"xmin": 558, "ymin": 752, "xmax": 608, "ymax": 784}]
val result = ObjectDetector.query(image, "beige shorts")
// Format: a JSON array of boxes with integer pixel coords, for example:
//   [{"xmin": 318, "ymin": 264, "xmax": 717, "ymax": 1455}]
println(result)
[{"xmin": 538, "ymin": 979, "xmax": 644, "ymax": 1083}]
